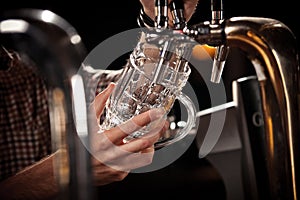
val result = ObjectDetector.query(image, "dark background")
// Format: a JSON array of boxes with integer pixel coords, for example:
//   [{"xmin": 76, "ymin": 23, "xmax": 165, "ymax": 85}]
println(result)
[
  {"xmin": 1, "ymin": 0, "xmax": 299, "ymax": 53},
  {"xmin": 1, "ymin": 0, "xmax": 299, "ymax": 102}
]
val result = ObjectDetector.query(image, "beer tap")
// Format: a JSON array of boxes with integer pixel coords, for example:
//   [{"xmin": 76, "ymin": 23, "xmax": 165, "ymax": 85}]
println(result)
[
  {"xmin": 170, "ymin": 0, "xmax": 193, "ymax": 72},
  {"xmin": 183, "ymin": 0, "xmax": 300, "ymax": 199},
  {"xmin": 183, "ymin": 0, "xmax": 229, "ymax": 83}
]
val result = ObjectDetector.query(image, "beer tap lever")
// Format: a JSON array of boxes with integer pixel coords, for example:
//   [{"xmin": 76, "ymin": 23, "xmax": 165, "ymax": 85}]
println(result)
[
  {"xmin": 170, "ymin": 0, "xmax": 187, "ymax": 30},
  {"xmin": 155, "ymin": 0, "xmax": 169, "ymax": 29}
]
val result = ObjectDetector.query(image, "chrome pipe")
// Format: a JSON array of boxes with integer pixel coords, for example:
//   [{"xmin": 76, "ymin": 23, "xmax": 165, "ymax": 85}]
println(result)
[
  {"xmin": 225, "ymin": 17, "xmax": 299, "ymax": 200},
  {"xmin": 0, "ymin": 9, "xmax": 93, "ymax": 200},
  {"xmin": 186, "ymin": 16, "xmax": 300, "ymax": 199}
]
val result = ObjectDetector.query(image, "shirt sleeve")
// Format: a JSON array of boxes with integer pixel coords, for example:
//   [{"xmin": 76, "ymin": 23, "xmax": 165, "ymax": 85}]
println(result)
[{"xmin": 80, "ymin": 64, "xmax": 123, "ymax": 104}]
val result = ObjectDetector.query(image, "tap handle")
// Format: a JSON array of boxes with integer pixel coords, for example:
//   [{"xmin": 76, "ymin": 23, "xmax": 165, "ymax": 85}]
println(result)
[
  {"xmin": 211, "ymin": 0, "xmax": 224, "ymax": 23},
  {"xmin": 170, "ymin": 0, "xmax": 187, "ymax": 30},
  {"xmin": 169, "ymin": 0, "xmax": 190, "ymax": 72},
  {"xmin": 233, "ymin": 76, "xmax": 268, "ymax": 200},
  {"xmin": 155, "ymin": 0, "xmax": 169, "ymax": 29}
]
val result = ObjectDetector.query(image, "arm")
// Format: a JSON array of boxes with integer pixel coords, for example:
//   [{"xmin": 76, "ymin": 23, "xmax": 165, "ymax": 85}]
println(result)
[
  {"xmin": 0, "ymin": 151, "xmax": 60, "ymax": 200},
  {"xmin": 0, "ymin": 83, "xmax": 168, "ymax": 199}
]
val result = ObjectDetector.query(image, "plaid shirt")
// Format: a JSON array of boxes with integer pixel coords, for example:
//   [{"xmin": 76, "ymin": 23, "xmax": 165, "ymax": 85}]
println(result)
[
  {"xmin": 0, "ymin": 50, "xmax": 51, "ymax": 180},
  {"xmin": 81, "ymin": 65, "xmax": 122, "ymax": 103},
  {"xmin": 81, "ymin": 65, "xmax": 122, "ymax": 123},
  {"xmin": 0, "ymin": 50, "xmax": 122, "ymax": 181}
]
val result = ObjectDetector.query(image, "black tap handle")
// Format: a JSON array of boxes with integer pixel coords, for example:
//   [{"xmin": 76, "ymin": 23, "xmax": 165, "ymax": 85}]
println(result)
[
  {"xmin": 211, "ymin": 0, "xmax": 224, "ymax": 23},
  {"xmin": 211, "ymin": 0, "xmax": 223, "ymax": 12},
  {"xmin": 233, "ymin": 76, "xmax": 270, "ymax": 200}
]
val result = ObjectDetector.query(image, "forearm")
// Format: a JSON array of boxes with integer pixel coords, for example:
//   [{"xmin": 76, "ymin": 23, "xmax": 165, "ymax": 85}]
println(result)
[{"xmin": 0, "ymin": 151, "xmax": 60, "ymax": 200}]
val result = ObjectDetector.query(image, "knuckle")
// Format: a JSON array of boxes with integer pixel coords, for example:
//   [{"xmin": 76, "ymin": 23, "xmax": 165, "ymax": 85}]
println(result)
[{"xmin": 141, "ymin": 139, "xmax": 151, "ymax": 149}]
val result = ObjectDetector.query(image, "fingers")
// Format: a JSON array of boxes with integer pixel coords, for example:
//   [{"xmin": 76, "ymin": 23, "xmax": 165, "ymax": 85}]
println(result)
[
  {"xmin": 119, "ymin": 120, "xmax": 169, "ymax": 153},
  {"xmin": 91, "ymin": 118, "xmax": 169, "ymax": 172},
  {"xmin": 93, "ymin": 82, "xmax": 115, "ymax": 117},
  {"xmin": 140, "ymin": 146, "xmax": 155, "ymax": 154},
  {"xmin": 104, "ymin": 107, "xmax": 166, "ymax": 144}
]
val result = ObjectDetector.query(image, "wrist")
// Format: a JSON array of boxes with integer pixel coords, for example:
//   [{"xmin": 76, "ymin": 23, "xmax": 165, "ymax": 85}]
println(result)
[{"xmin": 0, "ymin": 151, "xmax": 60, "ymax": 200}]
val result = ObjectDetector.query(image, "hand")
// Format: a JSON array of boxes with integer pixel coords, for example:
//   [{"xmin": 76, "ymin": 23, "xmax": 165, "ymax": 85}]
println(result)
[
  {"xmin": 89, "ymin": 83, "xmax": 169, "ymax": 186},
  {"xmin": 139, "ymin": 0, "xmax": 199, "ymax": 25}
]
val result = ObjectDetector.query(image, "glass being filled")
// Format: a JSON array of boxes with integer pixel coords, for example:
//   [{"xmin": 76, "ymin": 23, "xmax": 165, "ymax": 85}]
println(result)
[{"xmin": 100, "ymin": 28, "xmax": 197, "ymax": 148}]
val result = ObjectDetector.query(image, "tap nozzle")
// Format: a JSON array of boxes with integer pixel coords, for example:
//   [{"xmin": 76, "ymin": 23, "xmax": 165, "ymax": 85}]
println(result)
[
  {"xmin": 210, "ymin": 0, "xmax": 229, "ymax": 84},
  {"xmin": 211, "ymin": 44, "xmax": 229, "ymax": 83}
]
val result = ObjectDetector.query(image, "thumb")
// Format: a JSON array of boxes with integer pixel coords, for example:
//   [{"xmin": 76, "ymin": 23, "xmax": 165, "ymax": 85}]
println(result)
[{"xmin": 93, "ymin": 82, "xmax": 116, "ymax": 118}]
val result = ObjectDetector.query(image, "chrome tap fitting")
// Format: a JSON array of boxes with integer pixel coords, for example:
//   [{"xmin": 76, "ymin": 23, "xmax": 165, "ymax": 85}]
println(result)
[
  {"xmin": 183, "ymin": 21, "xmax": 225, "ymax": 46},
  {"xmin": 155, "ymin": 0, "xmax": 169, "ymax": 29},
  {"xmin": 210, "ymin": 0, "xmax": 229, "ymax": 83},
  {"xmin": 170, "ymin": 0, "xmax": 187, "ymax": 30}
]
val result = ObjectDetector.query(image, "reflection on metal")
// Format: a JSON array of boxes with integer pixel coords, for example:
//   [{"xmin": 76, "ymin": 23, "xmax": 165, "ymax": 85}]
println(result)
[
  {"xmin": 186, "ymin": 16, "xmax": 300, "ymax": 199},
  {"xmin": 0, "ymin": 8, "xmax": 90, "ymax": 200},
  {"xmin": 196, "ymin": 101, "xmax": 236, "ymax": 118},
  {"xmin": 226, "ymin": 18, "xmax": 299, "ymax": 200},
  {"xmin": 0, "ymin": 19, "xmax": 29, "ymax": 33},
  {"xmin": 40, "ymin": 10, "xmax": 55, "ymax": 23},
  {"xmin": 71, "ymin": 75, "xmax": 88, "ymax": 137},
  {"xmin": 49, "ymin": 88, "xmax": 70, "ymax": 192}
]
